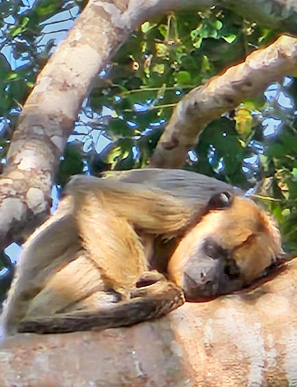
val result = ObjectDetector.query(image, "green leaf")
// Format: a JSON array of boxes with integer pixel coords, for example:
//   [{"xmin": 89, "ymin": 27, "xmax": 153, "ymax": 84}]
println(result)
[{"xmin": 175, "ymin": 71, "xmax": 191, "ymax": 86}]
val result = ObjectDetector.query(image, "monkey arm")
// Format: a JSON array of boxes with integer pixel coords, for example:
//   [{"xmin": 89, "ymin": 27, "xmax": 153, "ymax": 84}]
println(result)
[
  {"xmin": 104, "ymin": 168, "xmax": 239, "ymax": 205},
  {"xmin": 67, "ymin": 175, "xmax": 196, "ymax": 236},
  {"xmin": 66, "ymin": 168, "xmax": 241, "ymax": 239}
]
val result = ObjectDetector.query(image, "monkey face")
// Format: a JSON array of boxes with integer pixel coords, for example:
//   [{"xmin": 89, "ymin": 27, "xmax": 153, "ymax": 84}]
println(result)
[
  {"xmin": 179, "ymin": 237, "xmax": 243, "ymax": 299},
  {"xmin": 167, "ymin": 192, "xmax": 283, "ymax": 300}
]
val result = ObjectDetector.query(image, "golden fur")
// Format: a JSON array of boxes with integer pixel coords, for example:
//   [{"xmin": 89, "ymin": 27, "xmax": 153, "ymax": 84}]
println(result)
[{"xmin": 1, "ymin": 169, "xmax": 283, "ymax": 334}]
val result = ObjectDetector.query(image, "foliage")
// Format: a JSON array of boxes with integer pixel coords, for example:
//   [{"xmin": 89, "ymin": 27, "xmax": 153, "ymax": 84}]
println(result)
[{"xmin": 86, "ymin": 9, "xmax": 278, "ymax": 175}]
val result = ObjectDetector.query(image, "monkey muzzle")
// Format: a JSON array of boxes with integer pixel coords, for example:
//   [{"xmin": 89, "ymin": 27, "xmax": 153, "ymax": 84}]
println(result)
[
  {"xmin": 182, "ymin": 258, "xmax": 223, "ymax": 299},
  {"xmin": 181, "ymin": 238, "xmax": 244, "ymax": 300}
]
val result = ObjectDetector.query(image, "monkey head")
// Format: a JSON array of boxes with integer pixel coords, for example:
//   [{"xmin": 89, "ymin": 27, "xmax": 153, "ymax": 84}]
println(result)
[{"xmin": 167, "ymin": 192, "xmax": 283, "ymax": 300}]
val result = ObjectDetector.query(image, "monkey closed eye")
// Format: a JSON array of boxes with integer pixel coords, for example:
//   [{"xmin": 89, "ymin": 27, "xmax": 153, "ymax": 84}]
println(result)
[{"xmin": 203, "ymin": 238, "xmax": 228, "ymax": 260}]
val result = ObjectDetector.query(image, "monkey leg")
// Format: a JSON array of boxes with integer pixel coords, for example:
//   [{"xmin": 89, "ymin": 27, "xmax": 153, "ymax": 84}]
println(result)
[
  {"xmin": 18, "ymin": 276, "xmax": 184, "ymax": 334},
  {"xmin": 14, "ymin": 252, "xmax": 184, "ymax": 334},
  {"xmin": 1, "ymin": 205, "xmax": 80, "ymax": 336},
  {"xmin": 24, "ymin": 253, "xmax": 113, "ymax": 319}
]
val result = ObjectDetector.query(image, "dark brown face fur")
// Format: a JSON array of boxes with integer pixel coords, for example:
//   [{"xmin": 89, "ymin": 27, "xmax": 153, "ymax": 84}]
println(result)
[{"xmin": 167, "ymin": 193, "xmax": 283, "ymax": 300}]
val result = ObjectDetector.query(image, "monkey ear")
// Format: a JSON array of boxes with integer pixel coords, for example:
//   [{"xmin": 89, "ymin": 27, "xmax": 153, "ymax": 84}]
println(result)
[{"xmin": 207, "ymin": 191, "xmax": 233, "ymax": 210}]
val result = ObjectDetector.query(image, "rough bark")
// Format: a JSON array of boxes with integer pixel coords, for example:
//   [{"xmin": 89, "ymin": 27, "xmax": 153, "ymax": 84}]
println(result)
[
  {"xmin": 151, "ymin": 35, "xmax": 297, "ymax": 168},
  {"xmin": 0, "ymin": 259, "xmax": 296, "ymax": 386},
  {"xmin": 0, "ymin": 0, "xmax": 297, "ymax": 245}
]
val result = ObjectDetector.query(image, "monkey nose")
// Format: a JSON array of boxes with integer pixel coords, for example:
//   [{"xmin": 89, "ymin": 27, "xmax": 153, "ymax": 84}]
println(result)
[{"xmin": 182, "ymin": 271, "xmax": 219, "ymax": 300}]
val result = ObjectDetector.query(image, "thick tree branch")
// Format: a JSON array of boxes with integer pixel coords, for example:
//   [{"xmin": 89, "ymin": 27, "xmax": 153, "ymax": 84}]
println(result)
[
  {"xmin": 151, "ymin": 35, "xmax": 297, "ymax": 168},
  {"xmin": 0, "ymin": 259, "xmax": 296, "ymax": 385}
]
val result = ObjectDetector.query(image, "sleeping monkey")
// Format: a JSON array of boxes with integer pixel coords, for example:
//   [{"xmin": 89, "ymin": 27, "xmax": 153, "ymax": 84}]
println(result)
[{"xmin": 1, "ymin": 169, "xmax": 282, "ymax": 334}]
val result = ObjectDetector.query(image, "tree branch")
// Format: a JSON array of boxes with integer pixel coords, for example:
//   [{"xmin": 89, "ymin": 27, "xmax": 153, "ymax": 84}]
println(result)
[
  {"xmin": 0, "ymin": 259, "xmax": 296, "ymax": 385},
  {"xmin": 151, "ymin": 35, "xmax": 297, "ymax": 168}
]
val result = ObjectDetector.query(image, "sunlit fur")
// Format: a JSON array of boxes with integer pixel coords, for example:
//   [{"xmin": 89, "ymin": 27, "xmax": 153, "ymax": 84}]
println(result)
[{"xmin": 1, "ymin": 170, "xmax": 283, "ymax": 335}]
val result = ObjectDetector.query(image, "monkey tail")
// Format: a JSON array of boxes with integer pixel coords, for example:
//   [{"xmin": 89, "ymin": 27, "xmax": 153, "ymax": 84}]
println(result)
[{"xmin": 17, "ymin": 281, "xmax": 184, "ymax": 334}]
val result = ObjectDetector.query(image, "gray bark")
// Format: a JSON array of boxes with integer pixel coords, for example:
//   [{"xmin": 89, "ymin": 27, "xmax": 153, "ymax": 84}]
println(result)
[{"xmin": 0, "ymin": 259, "xmax": 296, "ymax": 386}]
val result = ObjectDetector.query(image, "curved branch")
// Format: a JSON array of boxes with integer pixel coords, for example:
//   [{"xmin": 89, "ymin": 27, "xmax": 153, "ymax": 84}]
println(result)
[
  {"xmin": 1, "ymin": 259, "xmax": 296, "ymax": 385},
  {"xmin": 151, "ymin": 35, "xmax": 297, "ymax": 168}
]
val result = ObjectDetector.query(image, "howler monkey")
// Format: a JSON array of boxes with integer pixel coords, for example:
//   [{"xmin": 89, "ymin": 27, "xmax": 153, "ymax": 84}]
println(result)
[{"xmin": 1, "ymin": 169, "xmax": 283, "ymax": 334}]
